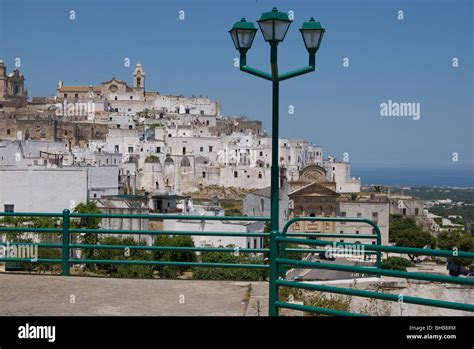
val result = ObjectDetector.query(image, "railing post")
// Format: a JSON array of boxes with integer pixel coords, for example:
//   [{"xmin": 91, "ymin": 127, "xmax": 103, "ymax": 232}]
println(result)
[
  {"xmin": 268, "ymin": 230, "xmax": 279, "ymax": 316},
  {"xmin": 62, "ymin": 209, "xmax": 71, "ymax": 276},
  {"xmin": 374, "ymin": 225, "xmax": 382, "ymax": 270}
]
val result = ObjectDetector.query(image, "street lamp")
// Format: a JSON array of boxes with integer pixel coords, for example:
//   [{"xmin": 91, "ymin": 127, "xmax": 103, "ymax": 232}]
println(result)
[
  {"xmin": 229, "ymin": 18, "xmax": 257, "ymax": 52},
  {"xmin": 229, "ymin": 7, "xmax": 325, "ymax": 317},
  {"xmin": 257, "ymin": 7, "xmax": 292, "ymax": 42}
]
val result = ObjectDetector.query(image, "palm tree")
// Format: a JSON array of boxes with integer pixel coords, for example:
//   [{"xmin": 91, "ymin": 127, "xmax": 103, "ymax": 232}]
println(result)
[{"xmin": 373, "ymin": 185, "xmax": 384, "ymax": 193}]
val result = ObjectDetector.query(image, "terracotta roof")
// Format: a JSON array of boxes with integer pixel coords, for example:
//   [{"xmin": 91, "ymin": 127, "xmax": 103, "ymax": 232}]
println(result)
[{"xmin": 58, "ymin": 86, "xmax": 101, "ymax": 92}]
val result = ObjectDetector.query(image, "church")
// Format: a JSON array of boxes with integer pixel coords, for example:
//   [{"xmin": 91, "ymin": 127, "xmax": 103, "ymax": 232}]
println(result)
[
  {"xmin": 0, "ymin": 60, "xmax": 28, "ymax": 110},
  {"xmin": 56, "ymin": 63, "xmax": 147, "ymax": 102}
]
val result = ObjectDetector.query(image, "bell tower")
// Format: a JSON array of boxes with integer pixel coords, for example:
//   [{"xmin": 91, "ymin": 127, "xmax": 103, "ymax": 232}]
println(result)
[
  {"xmin": 133, "ymin": 63, "xmax": 145, "ymax": 92},
  {"xmin": 0, "ymin": 60, "xmax": 6, "ymax": 100}
]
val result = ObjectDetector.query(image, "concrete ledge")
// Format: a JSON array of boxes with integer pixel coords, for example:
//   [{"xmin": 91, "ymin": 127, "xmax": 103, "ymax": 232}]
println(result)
[{"xmin": 0, "ymin": 273, "xmax": 266, "ymax": 316}]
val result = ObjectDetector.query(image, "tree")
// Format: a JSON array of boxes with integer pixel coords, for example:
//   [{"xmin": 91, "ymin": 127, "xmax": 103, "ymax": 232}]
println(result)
[
  {"xmin": 193, "ymin": 247, "xmax": 267, "ymax": 281},
  {"xmin": 94, "ymin": 236, "xmax": 154, "ymax": 279},
  {"xmin": 389, "ymin": 217, "xmax": 435, "ymax": 261},
  {"xmin": 373, "ymin": 185, "xmax": 384, "ymax": 193},
  {"xmin": 381, "ymin": 257, "xmax": 415, "ymax": 271},
  {"xmin": 437, "ymin": 230, "xmax": 474, "ymax": 267},
  {"xmin": 153, "ymin": 235, "xmax": 196, "ymax": 279},
  {"xmin": 73, "ymin": 201, "xmax": 101, "ymax": 265}
]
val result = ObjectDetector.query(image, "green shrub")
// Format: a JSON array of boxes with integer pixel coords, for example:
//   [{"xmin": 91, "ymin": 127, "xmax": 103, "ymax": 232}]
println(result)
[{"xmin": 381, "ymin": 257, "xmax": 415, "ymax": 271}]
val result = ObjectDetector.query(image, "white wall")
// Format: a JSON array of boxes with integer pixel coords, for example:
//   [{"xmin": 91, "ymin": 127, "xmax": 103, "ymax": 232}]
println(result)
[
  {"xmin": 163, "ymin": 219, "xmax": 264, "ymax": 249},
  {"xmin": 0, "ymin": 168, "xmax": 87, "ymax": 212}
]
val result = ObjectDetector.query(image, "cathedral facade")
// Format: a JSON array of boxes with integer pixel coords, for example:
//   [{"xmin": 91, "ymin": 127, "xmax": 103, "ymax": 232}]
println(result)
[{"xmin": 0, "ymin": 60, "xmax": 27, "ymax": 110}]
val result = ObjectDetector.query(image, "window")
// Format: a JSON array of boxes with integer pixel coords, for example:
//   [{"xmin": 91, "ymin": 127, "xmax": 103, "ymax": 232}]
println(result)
[
  {"xmin": 6, "ymin": 129, "xmax": 10, "ymax": 135},
  {"xmin": 64, "ymin": 93, "xmax": 67, "ymax": 98},
  {"xmin": 129, "ymin": 125, "xmax": 133, "ymax": 130},
  {"xmin": 4, "ymin": 204, "xmax": 14, "ymax": 213},
  {"xmin": 200, "ymin": 146, "xmax": 203, "ymax": 152},
  {"xmin": 130, "ymin": 96, "xmax": 133, "ymax": 100},
  {"xmin": 75, "ymin": 93, "xmax": 78, "ymax": 98},
  {"xmin": 340, "ymin": 240, "xmax": 344, "ymax": 243},
  {"xmin": 258, "ymin": 173, "xmax": 262, "ymax": 179},
  {"xmin": 182, "ymin": 147, "xmax": 186, "ymax": 155},
  {"xmin": 156, "ymin": 147, "xmax": 161, "ymax": 153},
  {"xmin": 259, "ymin": 151, "xmax": 263, "ymax": 156},
  {"xmin": 202, "ymin": 172, "xmax": 206, "ymax": 178},
  {"xmin": 357, "ymin": 213, "xmax": 361, "ymax": 218},
  {"xmin": 185, "ymin": 108, "xmax": 190, "ymax": 114},
  {"xmin": 340, "ymin": 231, "xmax": 344, "ymax": 234},
  {"xmin": 200, "ymin": 110, "xmax": 204, "ymax": 115},
  {"xmin": 208, "ymin": 146, "xmax": 213, "ymax": 152},
  {"xmin": 168, "ymin": 134, "xmax": 172, "ymax": 137},
  {"xmin": 372, "ymin": 212, "xmax": 378, "ymax": 222},
  {"xmin": 340, "ymin": 212, "xmax": 346, "ymax": 217},
  {"xmin": 234, "ymin": 171, "xmax": 238, "ymax": 178},
  {"xmin": 128, "ymin": 147, "xmax": 133, "ymax": 153},
  {"xmin": 115, "ymin": 96, "xmax": 118, "ymax": 100},
  {"xmin": 356, "ymin": 230, "xmax": 359, "ymax": 234},
  {"xmin": 415, "ymin": 208, "xmax": 419, "ymax": 215}
]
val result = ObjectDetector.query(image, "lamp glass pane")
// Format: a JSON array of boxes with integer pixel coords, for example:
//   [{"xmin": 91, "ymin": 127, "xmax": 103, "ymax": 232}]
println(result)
[
  {"xmin": 230, "ymin": 30, "xmax": 239, "ymax": 49},
  {"xmin": 237, "ymin": 29, "xmax": 255, "ymax": 49},
  {"xmin": 302, "ymin": 29, "xmax": 322, "ymax": 49},
  {"xmin": 273, "ymin": 20, "xmax": 291, "ymax": 41},
  {"xmin": 258, "ymin": 21, "xmax": 274, "ymax": 41}
]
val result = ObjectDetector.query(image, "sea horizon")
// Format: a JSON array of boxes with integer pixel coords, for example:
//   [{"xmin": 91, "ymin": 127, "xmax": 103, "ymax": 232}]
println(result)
[{"xmin": 351, "ymin": 164, "xmax": 474, "ymax": 188}]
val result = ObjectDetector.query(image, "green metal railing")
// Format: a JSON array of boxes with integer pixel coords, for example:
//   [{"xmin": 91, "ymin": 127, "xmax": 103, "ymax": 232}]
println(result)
[
  {"xmin": 0, "ymin": 211, "xmax": 473, "ymax": 316},
  {"xmin": 269, "ymin": 216, "xmax": 474, "ymax": 316}
]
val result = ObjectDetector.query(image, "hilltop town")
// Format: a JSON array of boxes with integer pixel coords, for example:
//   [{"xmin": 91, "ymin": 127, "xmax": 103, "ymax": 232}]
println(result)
[{"xmin": 0, "ymin": 60, "xmax": 468, "ymax": 252}]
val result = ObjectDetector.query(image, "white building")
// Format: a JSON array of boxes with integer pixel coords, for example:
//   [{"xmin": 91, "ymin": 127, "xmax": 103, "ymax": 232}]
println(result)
[
  {"xmin": 0, "ymin": 168, "xmax": 87, "ymax": 213},
  {"xmin": 324, "ymin": 156, "xmax": 361, "ymax": 193},
  {"xmin": 163, "ymin": 218, "xmax": 264, "ymax": 249}
]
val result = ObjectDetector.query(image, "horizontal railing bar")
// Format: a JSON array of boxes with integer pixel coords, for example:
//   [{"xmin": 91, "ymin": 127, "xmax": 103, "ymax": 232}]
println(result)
[
  {"xmin": 0, "ymin": 227, "xmax": 62, "ymax": 233},
  {"xmin": 286, "ymin": 233, "xmax": 376, "ymax": 239},
  {"xmin": 276, "ymin": 258, "xmax": 474, "ymax": 286},
  {"xmin": 68, "ymin": 228, "xmax": 269, "ymax": 237},
  {"xmin": 0, "ymin": 258, "xmax": 62, "ymax": 263},
  {"xmin": 0, "ymin": 212, "xmax": 63, "ymax": 218},
  {"xmin": 277, "ymin": 237, "xmax": 474, "ymax": 259},
  {"xmin": 276, "ymin": 280, "xmax": 474, "ymax": 312},
  {"xmin": 69, "ymin": 244, "xmax": 268, "ymax": 253},
  {"xmin": 285, "ymin": 248, "xmax": 378, "ymax": 255},
  {"xmin": 282, "ymin": 216, "xmax": 380, "ymax": 234},
  {"xmin": 69, "ymin": 258, "xmax": 269, "ymax": 269},
  {"xmin": 0, "ymin": 242, "xmax": 61, "ymax": 248},
  {"xmin": 274, "ymin": 301, "xmax": 366, "ymax": 316},
  {"xmin": 69, "ymin": 213, "xmax": 270, "ymax": 221}
]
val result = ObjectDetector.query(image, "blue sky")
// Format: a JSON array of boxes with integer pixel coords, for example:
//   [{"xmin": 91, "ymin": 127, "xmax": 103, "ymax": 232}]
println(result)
[{"xmin": 0, "ymin": 0, "xmax": 472, "ymax": 175}]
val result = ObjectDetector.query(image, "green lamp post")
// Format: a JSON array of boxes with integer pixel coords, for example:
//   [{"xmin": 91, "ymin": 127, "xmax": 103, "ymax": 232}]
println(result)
[{"xmin": 229, "ymin": 8, "xmax": 325, "ymax": 316}]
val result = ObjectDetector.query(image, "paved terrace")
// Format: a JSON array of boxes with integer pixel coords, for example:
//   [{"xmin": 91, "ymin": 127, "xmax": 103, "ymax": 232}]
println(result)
[{"xmin": 0, "ymin": 274, "xmax": 269, "ymax": 316}]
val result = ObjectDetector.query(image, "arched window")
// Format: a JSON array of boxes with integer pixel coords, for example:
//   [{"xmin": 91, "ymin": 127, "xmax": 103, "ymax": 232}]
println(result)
[{"xmin": 14, "ymin": 85, "xmax": 19, "ymax": 95}]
